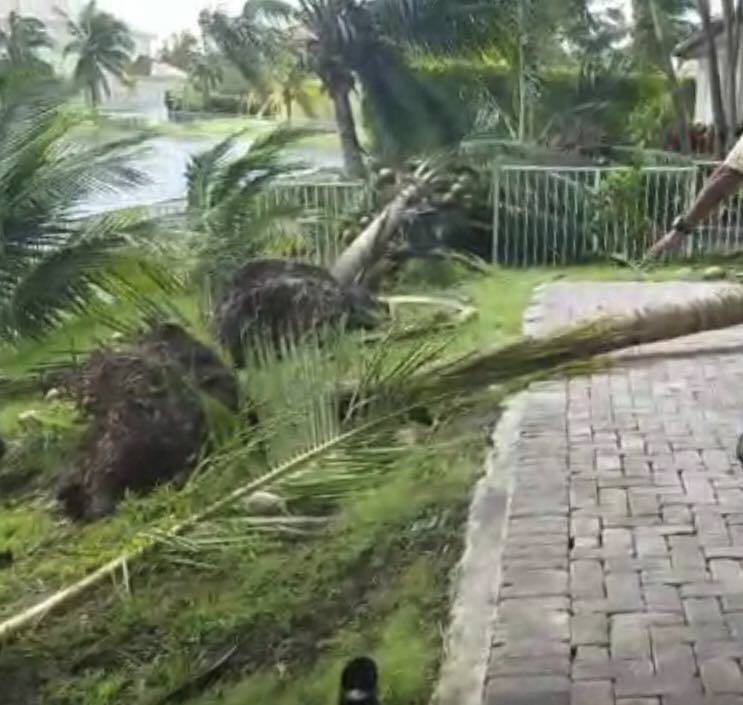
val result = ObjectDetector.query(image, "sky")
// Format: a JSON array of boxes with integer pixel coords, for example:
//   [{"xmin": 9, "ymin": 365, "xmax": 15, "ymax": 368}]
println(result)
[
  {"xmin": 97, "ymin": 0, "xmax": 725, "ymax": 47},
  {"xmin": 95, "ymin": 0, "xmax": 245, "ymax": 43}
]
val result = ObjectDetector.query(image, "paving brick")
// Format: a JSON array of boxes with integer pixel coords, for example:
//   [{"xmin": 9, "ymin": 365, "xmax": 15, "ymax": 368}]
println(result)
[
  {"xmin": 684, "ymin": 598, "xmax": 725, "ymax": 625},
  {"xmin": 694, "ymin": 642, "xmax": 743, "ymax": 661},
  {"xmin": 484, "ymin": 676, "xmax": 570, "ymax": 705},
  {"xmin": 651, "ymin": 624, "xmax": 730, "ymax": 646},
  {"xmin": 609, "ymin": 557, "xmax": 672, "ymax": 573},
  {"xmin": 601, "ymin": 488, "xmax": 629, "ymax": 514},
  {"xmin": 501, "ymin": 569, "xmax": 569, "ymax": 598},
  {"xmin": 645, "ymin": 585, "xmax": 683, "ymax": 612},
  {"xmin": 488, "ymin": 656, "xmax": 571, "ymax": 677},
  {"xmin": 723, "ymin": 613, "xmax": 743, "ymax": 639},
  {"xmin": 571, "ymin": 680, "xmax": 613, "ymax": 705},
  {"xmin": 636, "ymin": 528, "xmax": 670, "ymax": 557},
  {"xmin": 606, "ymin": 572, "xmax": 644, "ymax": 611},
  {"xmin": 571, "ymin": 614, "xmax": 608, "ymax": 646},
  {"xmin": 604, "ymin": 527, "xmax": 634, "ymax": 555},
  {"xmin": 653, "ymin": 642, "xmax": 697, "ymax": 675},
  {"xmin": 700, "ymin": 659, "xmax": 743, "ymax": 694},
  {"xmin": 576, "ymin": 645, "xmax": 609, "ymax": 662},
  {"xmin": 572, "ymin": 657, "xmax": 653, "ymax": 681},
  {"xmin": 615, "ymin": 674, "xmax": 703, "ymax": 698},
  {"xmin": 663, "ymin": 696, "xmax": 743, "ymax": 705},
  {"xmin": 571, "ymin": 560, "xmax": 605, "ymax": 599}
]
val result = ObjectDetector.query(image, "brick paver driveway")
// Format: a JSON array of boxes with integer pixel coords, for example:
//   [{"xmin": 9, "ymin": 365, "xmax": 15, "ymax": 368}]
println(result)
[{"xmin": 485, "ymin": 282, "xmax": 743, "ymax": 705}]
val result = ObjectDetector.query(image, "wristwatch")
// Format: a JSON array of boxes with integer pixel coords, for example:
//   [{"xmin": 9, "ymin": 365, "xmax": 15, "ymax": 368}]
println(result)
[{"xmin": 672, "ymin": 215, "xmax": 692, "ymax": 234}]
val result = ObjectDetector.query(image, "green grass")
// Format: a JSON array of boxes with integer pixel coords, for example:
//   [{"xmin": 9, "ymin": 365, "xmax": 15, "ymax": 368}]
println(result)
[
  {"xmin": 0, "ymin": 261, "xmax": 704, "ymax": 704},
  {"xmin": 2, "ymin": 442, "xmax": 481, "ymax": 705}
]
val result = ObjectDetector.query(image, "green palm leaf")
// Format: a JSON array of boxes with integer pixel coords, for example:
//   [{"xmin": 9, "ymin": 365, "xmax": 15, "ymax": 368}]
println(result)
[{"xmin": 0, "ymin": 85, "xmax": 169, "ymax": 341}]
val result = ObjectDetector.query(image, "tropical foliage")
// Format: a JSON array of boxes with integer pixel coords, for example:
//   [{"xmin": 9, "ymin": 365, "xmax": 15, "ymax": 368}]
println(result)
[
  {"xmin": 5, "ymin": 1, "xmax": 743, "ymax": 703},
  {"xmin": 188, "ymin": 52, "xmax": 224, "ymax": 102},
  {"xmin": 0, "ymin": 86, "xmax": 155, "ymax": 340},
  {"xmin": 60, "ymin": 0, "xmax": 135, "ymax": 106},
  {"xmin": 158, "ymin": 30, "xmax": 200, "ymax": 71},
  {"xmin": 0, "ymin": 11, "xmax": 53, "ymax": 69},
  {"xmin": 185, "ymin": 127, "xmax": 310, "ymax": 289}
]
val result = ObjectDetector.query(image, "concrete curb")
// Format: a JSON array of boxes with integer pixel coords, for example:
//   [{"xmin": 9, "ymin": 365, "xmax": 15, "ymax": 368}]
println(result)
[{"xmin": 433, "ymin": 392, "xmax": 527, "ymax": 705}]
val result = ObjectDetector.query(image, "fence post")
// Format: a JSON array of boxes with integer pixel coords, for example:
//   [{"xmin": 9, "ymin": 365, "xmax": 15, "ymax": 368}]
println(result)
[
  {"xmin": 685, "ymin": 164, "xmax": 698, "ymax": 259},
  {"xmin": 592, "ymin": 169, "xmax": 602, "ymax": 255},
  {"xmin": 492, "ymin": 162, "xmax": 501, "ymax": 265}
]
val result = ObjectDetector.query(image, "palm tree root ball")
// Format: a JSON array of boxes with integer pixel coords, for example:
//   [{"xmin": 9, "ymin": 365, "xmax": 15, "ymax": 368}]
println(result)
[{"xmin": 56, "ymin": 324, "xmax": 239, "ymax": 521}]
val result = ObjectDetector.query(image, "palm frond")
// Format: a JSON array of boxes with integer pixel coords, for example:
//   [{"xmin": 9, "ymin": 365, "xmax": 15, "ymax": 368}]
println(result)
[
  {"xmin": 0, "ymin": 325, "xmax": 444, "ymax": 638},
  {"xmin": 186, "ymin": 131, "xmax": 246, "ymax": 211},
  {"xmin": 418, "ymin": 287, "xmax": 743, "ymax": 400},
  {"xmin": 0, "ymin": 87, "xmax": 166, "ymax": 341}
]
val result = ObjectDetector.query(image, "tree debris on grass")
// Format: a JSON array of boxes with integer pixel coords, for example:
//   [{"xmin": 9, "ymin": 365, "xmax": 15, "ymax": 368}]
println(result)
[{"xmin": 56, "ymin": 323, "xmax": 239, "ymax": 521}]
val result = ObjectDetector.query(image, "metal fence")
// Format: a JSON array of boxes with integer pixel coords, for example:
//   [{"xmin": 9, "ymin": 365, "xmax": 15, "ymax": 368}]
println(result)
[
  {"xmin": 138, "ymin": 163, "xmax": 743, "ymax": 270},
  {"xmin": 491, "ymin": 162, "xmax": 743, "ymax": 266},
  {"xmin": 144, "ymin": 180, "xmax": 371, "ymax": 267},
  {"xmin": 257, "ymin": 181, "xmax": 371, "ymax": 265}
]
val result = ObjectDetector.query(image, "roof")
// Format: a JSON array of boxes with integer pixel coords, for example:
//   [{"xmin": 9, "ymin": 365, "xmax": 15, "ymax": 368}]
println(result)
[
  {"xmin": 149, "ymin": 61, "xmax": 187, "ymax": 80},
  {"xmin": 674, "ymin": 16, "xmax": 738, "ymax": 59},
  {"xmin": 130, "ymin": 56, "xmax": 187, "ymax": 81}
]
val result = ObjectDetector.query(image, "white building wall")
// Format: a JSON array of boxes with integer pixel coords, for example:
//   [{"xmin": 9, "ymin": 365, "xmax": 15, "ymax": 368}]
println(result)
[
  {"xmin": 103, "ymin": 77, "xmax": 184, "ymax": 124},
  {"xmin": 690, "ymin": 39, "xmax": 743, "ymax": 126}
]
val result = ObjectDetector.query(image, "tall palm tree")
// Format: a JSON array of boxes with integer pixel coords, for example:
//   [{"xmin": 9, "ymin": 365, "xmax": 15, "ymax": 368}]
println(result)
[
  {"xmin": 268, "ymin": 56, "xmax": 317, "ymax": 122},
  {"xmin": 0, "ymin": 11, "xmax": 53, "ymax": 67},
  {"xmin": 0, "ymin": 84, "xmax": 154, "ymax": 341},
  {"xmin": 60, "ymin": 0, "xmax": 135, "ymax": 107},
  {"xmin": 159, "ymin": 30, "xmax": 200, "ymax": 72},
  {"xmin": 188, "ymin": 53, "xmax": 223, "ymax": 105},
  {"xmin": 204, "ymin": 0, "xmax": 387, "ymax": 178}
]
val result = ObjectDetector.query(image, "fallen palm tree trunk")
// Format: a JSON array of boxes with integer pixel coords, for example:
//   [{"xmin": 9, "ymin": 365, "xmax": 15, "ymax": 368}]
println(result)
[
  {"xmin": 331, "ymin": 167, "xmax": 434, "ymax": 288},
  {"xmin": 421, "ymin": 287, "xmax": 743, "ymax": 398},
  {"xmin": 5, "ymin": 286, "xmax": 743, "ymax": 641}
]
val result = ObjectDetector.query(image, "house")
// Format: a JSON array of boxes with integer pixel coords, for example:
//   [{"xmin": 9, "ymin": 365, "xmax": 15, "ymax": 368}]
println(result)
[
  {"xmin": 0, "ymin": 0, "xmax": 181, "ymax": 123},
  {"xmin": 102, "ymin": 56, "xmax": 187, "ymax": 124},
  {"xmin": 674, "ymin": 16, "xmax": 743, "ymax": 127}
]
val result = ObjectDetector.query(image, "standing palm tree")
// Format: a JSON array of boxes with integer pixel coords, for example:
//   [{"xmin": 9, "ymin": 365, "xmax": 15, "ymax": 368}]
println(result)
[
  {"xmin": 0, "ymin": 11, "xmax": 53, "ymax": 67},
  {"xmin": 202, "ymin": 0, "xmax": 373, "ymax": 178},
  {"xmin": 60, "ymin": 1, "xmax": 135, "ymax": 107},
  {"xmin": 188, "ymin": 53, "xmax": 223, "ymax": 105}
]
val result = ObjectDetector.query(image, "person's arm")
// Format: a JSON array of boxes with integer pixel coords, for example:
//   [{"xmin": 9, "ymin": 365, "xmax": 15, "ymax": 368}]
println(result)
[
  {"xmin": 683, "ymin": 164, "xmax": 743, "ymax": 227},
  {"xmin": 647, "ymin": 162, "xmax": 743, "ymax": 258}
]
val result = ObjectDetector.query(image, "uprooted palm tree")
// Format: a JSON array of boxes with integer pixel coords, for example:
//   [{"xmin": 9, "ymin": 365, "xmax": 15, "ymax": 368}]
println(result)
[
  {"xmin": 9, "ymin": 263, "xmax": 743, "ymax": 641},
  {"xmin": 183, "ymin": 126, "xmax": 384, "ymax": 365}
]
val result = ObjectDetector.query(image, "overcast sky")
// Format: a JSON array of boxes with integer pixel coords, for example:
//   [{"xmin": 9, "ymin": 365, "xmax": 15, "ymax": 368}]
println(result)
[
  {"xmin": 95, "ymin": 0, "xmax": 725, "ymax": 45},
  {"xmin": 96, "ymin": 0, "xmax": 245, "ymax": 42}
]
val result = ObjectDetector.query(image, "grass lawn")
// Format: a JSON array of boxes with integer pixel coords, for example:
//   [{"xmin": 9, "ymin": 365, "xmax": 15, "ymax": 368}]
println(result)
[{"xmin": 0, "ymin": 262, "xmax": 715, "ymax": 704}]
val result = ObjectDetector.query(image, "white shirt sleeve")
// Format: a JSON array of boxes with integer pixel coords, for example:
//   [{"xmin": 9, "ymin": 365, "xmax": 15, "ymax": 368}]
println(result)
[{"xmin": 725, "ymin": 134, "xmax": 743, "ymax": 173}]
